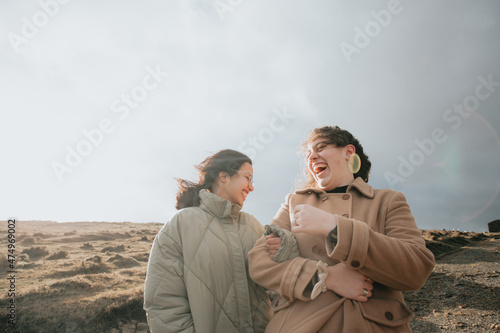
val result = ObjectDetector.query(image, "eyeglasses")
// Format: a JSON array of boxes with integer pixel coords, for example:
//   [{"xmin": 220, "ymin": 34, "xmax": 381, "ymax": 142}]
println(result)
[
  {"xmin": 236, "ymin": 170, "xmax": 254, "ymax": 186},
  {"xmin": 306, "ymin": 141, "xmax": 337, "ymax": 159}
]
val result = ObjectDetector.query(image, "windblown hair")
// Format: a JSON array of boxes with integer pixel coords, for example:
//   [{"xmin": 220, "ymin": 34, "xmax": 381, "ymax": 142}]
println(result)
[
  {"xmin": 175, "ymin": 149, "xmax": 252, "ymax": 209},
  {"xmin": 299, "ymin": 126, "xmax": 371, "ymax": 189}
]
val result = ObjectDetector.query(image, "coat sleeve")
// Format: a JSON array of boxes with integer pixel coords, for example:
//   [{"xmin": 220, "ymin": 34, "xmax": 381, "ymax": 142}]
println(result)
[
  {"xmin": 327, "ymin": 191, "xmax": 435, "ymax": 291},
  {"xmin": 264, "ymin": 224, "xmax": 301, "ymax": 262},
  {"xmin": 249, "ymin": 194, "xmax": 319, "ymax": 302},
  {"xmin": 144, "ymin": 219, "xmax": 195, "ymax": 333}
]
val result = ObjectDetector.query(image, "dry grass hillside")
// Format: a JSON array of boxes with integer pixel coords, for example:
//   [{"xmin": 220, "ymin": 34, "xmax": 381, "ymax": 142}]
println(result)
[
  {"xmin": 0, "ymin": 221, "xmax": 498, "ymax": 332},
  {"xmin": 0, "ymin": 220, "xmax": 163, "ymax": 333}
]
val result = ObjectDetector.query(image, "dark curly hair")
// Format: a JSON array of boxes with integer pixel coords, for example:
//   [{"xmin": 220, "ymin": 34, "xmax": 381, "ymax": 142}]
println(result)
[
  {"xmin": 299, "ymin": 126, "xmax": 371, "ymax": 189},
  {"xmin": 175, "ymin": 149, "xmax": 252, "ymax": 209}
]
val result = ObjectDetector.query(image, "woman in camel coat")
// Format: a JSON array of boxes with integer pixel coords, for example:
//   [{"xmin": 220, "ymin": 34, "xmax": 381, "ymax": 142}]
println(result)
[{"xmin": 248, "ymin": 126, "xmax": 435, "ymax": 332}]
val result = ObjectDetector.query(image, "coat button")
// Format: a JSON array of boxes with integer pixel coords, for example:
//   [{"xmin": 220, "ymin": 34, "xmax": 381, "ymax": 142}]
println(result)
[
  {"xmin": 342, "ymin": 214, "xmax": 349, "ymax": 218},
  {"xmin": 342, "ymin": 194, "xmax": 350, "ymax": 200},
  {"xmin": 351, "ymin": 260, "xmax": 360, "ymax": 268},
  {"xmin": 385, "ymin": 312, "xmax": 394, "ymax": 320},
  {"xmin": 321, "ymin": 196, "xmax": 328, "ymax": 202}
]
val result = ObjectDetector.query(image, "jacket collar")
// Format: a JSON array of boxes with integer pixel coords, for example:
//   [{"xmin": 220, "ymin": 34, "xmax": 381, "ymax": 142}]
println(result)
[
  {"xmin": 295, "ymin": 177, "xmax": 374, "ymax": 199},
  {"xmin": 199, "ymin": 189, "xmax": 242, "ymax": 220}
]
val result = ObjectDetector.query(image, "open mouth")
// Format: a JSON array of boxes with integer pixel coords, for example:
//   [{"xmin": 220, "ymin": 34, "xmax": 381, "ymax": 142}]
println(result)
[
  {"xmin": 242, "ymin": 190, "xmax": 249, "ymax": 200},
  {"xmin": 313, "ymin": 163, "xmax": 328, "ymax": 176}
]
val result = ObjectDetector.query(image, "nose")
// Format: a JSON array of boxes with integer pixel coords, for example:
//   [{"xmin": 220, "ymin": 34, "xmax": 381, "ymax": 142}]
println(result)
[
  {"xmin": 308, "ymin": 151, "xmax": 318, "ymax": 161},
  {"xmin": 249, "ymin": 182, "xmax": 254, "ymax": 192}
]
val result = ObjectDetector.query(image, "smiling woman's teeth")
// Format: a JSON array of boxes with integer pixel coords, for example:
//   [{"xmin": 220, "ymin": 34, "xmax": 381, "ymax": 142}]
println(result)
[
  {"xmin": 242, "ymin": 191, "xmax": 247, "ymax": 198},
  {"xmin": 314, "ymin": 164, "xmax": 327, "ymax": 173}
]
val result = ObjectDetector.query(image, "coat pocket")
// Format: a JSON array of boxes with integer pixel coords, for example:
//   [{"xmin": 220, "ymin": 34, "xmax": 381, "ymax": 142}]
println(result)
[
  {"xmin": 266, "ymin": 292, "xmax": 345, "ymax": 333},
  {"xmin": 358, "ymin": 299, "xmax": 414, "ymax": 328}
]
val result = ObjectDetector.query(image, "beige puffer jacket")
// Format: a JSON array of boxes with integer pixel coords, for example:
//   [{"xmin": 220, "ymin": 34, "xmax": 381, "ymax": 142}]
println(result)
[{"xmin": 144, "ymin": 189, "xmax": 271, "ymax": 333}]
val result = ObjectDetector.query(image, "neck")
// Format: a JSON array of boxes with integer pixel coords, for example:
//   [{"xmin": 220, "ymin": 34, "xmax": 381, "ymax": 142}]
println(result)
[{"xmin": 323, "ymin": 176, "xmax": 354, "ymax": 192}]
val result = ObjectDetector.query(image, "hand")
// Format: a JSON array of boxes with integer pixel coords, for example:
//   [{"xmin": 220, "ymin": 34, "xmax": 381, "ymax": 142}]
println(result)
[
  {"xmin": 265, "ymin": 233, "xmax": 281, "ymax": 258},
  {"xmin": 325, "ymin": 263, "xmax": 374, "ymax": 302},
  {"xmin": 291, "ymin": 204, "xmax": 337, "ymax": 236}
]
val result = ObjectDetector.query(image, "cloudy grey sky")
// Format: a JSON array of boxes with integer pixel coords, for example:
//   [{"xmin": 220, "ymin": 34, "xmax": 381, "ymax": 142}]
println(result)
[{"xmin": 1, "ymin": 0, "xmax": 499, "ymax": 232}]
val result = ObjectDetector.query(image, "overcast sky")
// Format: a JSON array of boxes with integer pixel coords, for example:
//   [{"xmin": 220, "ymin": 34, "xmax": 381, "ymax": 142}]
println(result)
[{"xmin": 1, "ymin": 0, "xmax": 499, "ymax": 232}]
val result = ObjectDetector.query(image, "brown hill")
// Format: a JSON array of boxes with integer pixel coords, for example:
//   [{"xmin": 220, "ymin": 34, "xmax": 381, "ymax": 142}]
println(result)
[
  {"xmin": 405, "ymin": 230, "xmax": 500, "ymax": 332},
  {"xmin": 0, "ymin": 221, "xmax": 498, "ymax": 332}
]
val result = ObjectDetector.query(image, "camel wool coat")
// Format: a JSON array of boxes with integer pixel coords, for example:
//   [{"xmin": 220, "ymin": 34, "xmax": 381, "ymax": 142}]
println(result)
[{"xmin": 248, "ymin": 177, "xmax": 435, "ymax": 332}]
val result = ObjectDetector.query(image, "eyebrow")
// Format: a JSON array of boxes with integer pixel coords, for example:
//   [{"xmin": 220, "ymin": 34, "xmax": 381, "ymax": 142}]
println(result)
[{"xmin": 308, "ymin": 141, "xmax": 331, "ymax": 153}]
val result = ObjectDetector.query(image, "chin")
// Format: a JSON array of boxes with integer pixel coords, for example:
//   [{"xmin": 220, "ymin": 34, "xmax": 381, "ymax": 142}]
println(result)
[{"xmin": 316, "ymin": 180, "xmax": 329, "ymax": 189}]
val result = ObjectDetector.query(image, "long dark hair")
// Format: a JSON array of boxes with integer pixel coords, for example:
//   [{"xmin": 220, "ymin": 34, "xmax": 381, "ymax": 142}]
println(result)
[
  {"xmin": 299, "ymin": 126, "xmax": 371, "ymax": 189},
  {"xmin": 175, "ymin": 149, "xmax": 252, "ymax": 209}
]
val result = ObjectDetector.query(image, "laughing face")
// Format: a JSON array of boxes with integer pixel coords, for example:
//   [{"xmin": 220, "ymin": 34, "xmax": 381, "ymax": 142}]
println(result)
[
  {"xmin": 307, "ymin": 138, "xmax": 355, "ymax": 191},
  {"xmin": 217, "ymin": 162, "xmax": 254, "ymax": 207}
]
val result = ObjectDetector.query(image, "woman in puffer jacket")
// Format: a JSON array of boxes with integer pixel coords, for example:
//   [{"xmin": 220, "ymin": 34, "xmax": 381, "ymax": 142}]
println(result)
[
  {"xmin": 144, "ymin": 149, "xmax": 272, "ymax": 333},
  {"xmin": 248, "ymin": 126, "xmax": 435, "ymax": 332}
]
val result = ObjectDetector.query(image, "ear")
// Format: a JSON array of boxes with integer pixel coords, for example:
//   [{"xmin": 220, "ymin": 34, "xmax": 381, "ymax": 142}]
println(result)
[
  {"xmin": 345, "ymin": 145, "xmax": 356, "ymax": 159},
  {"xmin": 218, "ymin": 171, "xmax": 229, "ymax": 183}
]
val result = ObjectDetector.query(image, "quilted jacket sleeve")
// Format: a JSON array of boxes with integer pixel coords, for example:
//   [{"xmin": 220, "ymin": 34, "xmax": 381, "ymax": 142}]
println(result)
[
  {"xmin": 264, "ymin": 224, "xmax": 301, "ymax": 263},
  {"xmin": 249, "ymin": 194, "xmax": 319, "ymax": 302},
  {"xmin": 144, "ymin": 218, "xmax": 195, "ymax": 333},
  {"xmin": 328, "ymin": 191, "xmax": 435, "ymax": 291}
]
